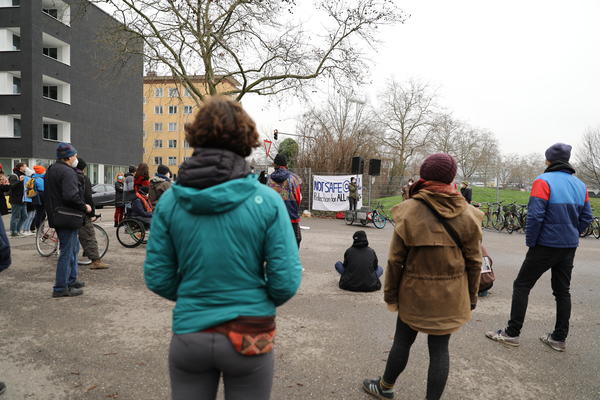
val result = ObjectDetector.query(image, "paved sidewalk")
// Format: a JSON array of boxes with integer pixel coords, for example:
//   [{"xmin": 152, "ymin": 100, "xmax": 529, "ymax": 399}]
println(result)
[{"xmin": 0, "ymin": 214, "xmax": 599, "ymax": 399}]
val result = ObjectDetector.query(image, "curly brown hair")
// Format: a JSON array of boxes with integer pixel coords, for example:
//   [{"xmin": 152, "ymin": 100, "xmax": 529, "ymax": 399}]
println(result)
[{"xmin": 184, "ymin": 96, "xmax": 260, "ymax": 157}]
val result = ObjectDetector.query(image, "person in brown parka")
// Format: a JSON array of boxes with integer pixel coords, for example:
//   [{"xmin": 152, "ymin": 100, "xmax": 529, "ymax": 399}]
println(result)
[{"xmin": 363, "ymin": 153, "xmax": 483, "ymax": 400}]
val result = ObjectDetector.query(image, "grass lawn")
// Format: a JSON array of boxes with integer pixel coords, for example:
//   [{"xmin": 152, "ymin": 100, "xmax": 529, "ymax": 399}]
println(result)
[{"xmin": 377, "ymin": 187, "xmax": 600, "ymax": 214}]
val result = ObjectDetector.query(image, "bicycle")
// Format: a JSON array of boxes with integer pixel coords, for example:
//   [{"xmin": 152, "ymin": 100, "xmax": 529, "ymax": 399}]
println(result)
[
  {"xmin": 344, "ymin": 203, "xmax": 395, "ymax": 230},
  {"xmin": 36, "ymin": 215, "xmax": 109, "ymax": 265}
]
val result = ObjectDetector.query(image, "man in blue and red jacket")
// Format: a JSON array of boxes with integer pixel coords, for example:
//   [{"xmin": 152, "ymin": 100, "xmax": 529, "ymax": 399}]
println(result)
[
  {"xmin": 486, "ymin": 143, "xmax": 592, "ymax": 352},
  {"xmin": 267, "ymin": 154, "xmax": 302, "ymax": 247}
]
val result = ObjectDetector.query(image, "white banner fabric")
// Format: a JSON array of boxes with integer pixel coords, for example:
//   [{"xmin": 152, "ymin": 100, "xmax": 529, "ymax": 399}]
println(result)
[{"xmin": 312, "ymin": 175, "xmax": 363, "ymax": 212}]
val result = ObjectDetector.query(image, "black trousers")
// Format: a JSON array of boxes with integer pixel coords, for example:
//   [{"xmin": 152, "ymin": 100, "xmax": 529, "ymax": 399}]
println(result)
[
  {"xmin": 291, "ymin": 222, "xmax": 301, "ymax": 248},
  {"xmin": 349, "ymin": 197, "xmax": 357, "ymax": 211},
  {"xmin": 506, "ymin": 245, "xmax": 576, "ymax": 341}
]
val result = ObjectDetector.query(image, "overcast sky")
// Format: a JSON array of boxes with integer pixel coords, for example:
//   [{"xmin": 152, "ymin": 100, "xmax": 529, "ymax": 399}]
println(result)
[{"xmin": 244, "ymin": 0, "xmax": 600, "ymax": 158}]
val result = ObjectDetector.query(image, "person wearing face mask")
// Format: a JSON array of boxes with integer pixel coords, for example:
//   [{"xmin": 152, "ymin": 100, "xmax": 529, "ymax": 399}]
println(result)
[
  {"xmin": 8, "ymin": 163, "xmax": 28, "ymax": 237},
  {"xmin": 114, "ymin": 172, "xmax": 126, "ymax": 227},
  {"xmin": 21, "ymin": 167, "xmax": 37, "ymax": 236},
  {"xmin": 148, "ymin": 164, "xmax": 172, "ymax": 207},
  {"xmin": 44, "ymin": 143, "xmax": 92, "ymax": 298}
]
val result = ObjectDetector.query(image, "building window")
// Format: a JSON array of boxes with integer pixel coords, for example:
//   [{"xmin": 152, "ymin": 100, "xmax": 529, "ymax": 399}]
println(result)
[
  {"xmin": 184, "ymin": 88, "xmax": 192, "ymax": 97},
  {"xmin": 43, "ymin": 85, "xmax": 58, "ymax": 100},
  {"xmin": 154, "ymin": 105, "xmax": 163, "ymax": 114},
  {"xmin": 43, "ymin": 123, "xmax": 58, "ymax": 141},
  {"xmin": 12, "ymin": 77, "xmax": 21, "ymax": 94},
  {"xmin": 154, "ymin": 156, "xmax": 163, "ymax": 165},
  {"xmin": 42, "ymin": 8, "xmax": 59, "ymax": 18},
  {"xmin": 184, "ymin": 141, "xmax": 190, "ymax": 148},
  {"xmin": 142, "ymin": 113, "xmax": 145, "ymax": 121},
  {"xmin": 13, "ymin": 0, "xmax": 21, "ymax": 6},
  {"xmin": 168, "ymin": 88, "xmax": 178, "ymax": 97},
  {"xmin": 13, "ymin": 118, "xmax": 21, "ymax": 137},
  {"xmin": 168, "ymin": 156, "xmax": 177, "ymax": 166},
  {"xmin": 43, "ymin": 47, "xmax": 58, "ymax": 59},
  {"xmin": 12, "ymin": 34, "xmax": 20, "ymax": 51},
  {"xmin": 168, "ymin": 122, "xmax": 177, "ymax": 131},
  {"xmin": 168, "ymin": 139, "xmax": 177, "ymax": 148},
  {"xmin": 154, "ymin": 87, "xmax": 163, "ymax": 97},
  {"xmin": 153, "ymin": 139, "xmax": 163, "ymax": 148},
  {"xmin": 168, "ymin": 105, "xmax": 177, "ymax": 114},
  {"xmin": 184, "ymin": 105, "xmax": 193, "ymax": 114},
  {"xmin": 143, "ymin": 97, "xmax": 147, "ymax": 104},
  {"xmin": 184, "ymin": 156, "xmax": 191, "ymax": 161},
  {"xmin": 154, "ymin": 123, "xmax": 163, "ymax": 132}
]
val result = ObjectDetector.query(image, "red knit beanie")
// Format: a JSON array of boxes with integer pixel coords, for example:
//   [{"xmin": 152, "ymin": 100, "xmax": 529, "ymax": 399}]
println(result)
[{"xmin": 419, "ymin": 153, "xmax": 457, "ymax": 184}]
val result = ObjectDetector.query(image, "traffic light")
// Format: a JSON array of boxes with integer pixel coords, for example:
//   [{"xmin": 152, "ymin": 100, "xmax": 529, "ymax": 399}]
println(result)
[{"xmin": 273, "ymin": 129, "xmax": 278, "ymax": 140}]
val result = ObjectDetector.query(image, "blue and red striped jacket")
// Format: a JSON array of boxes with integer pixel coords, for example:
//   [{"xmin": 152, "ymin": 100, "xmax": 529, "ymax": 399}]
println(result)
[{"xmin": 526, "ymin": 163, "xmax": 592, "ymax": 248}]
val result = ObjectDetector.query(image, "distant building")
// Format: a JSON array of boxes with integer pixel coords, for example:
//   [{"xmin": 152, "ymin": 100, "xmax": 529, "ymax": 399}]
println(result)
[
  {"xmin": 0, "ymin": 0, "xmax": 143, "ymax": 184},
  {"xmin": 143, "ymin": 74, "xmax": 239, "ymax": 176}
]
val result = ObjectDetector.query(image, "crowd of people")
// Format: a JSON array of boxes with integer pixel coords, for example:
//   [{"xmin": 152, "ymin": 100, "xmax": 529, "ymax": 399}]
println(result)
[{"xmin": 0, "ymin": 95, "xmax": 593, "ymax": 399}]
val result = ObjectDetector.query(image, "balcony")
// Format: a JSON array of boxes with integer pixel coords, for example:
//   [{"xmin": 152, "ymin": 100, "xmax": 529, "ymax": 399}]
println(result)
[
  {"xmin": 42, "ymin": 74, "xmax": 70, "ymax": 104},
  {"xmin": 42, "ymin": 116, "xmax": 70, "ymax": 142},
  {"xmin": 42, "ymin": 32, "xmax": 70, "ymax": 65},
  {"xmin": 0, "ymin": 71, "xmax": 20, "ymax": 95},
  {"xmin": 41, "ymin": 0, "xmax": 70, "ymax": 26},
  {"xmin": 0, "ymin": 114, "xmax": 21, "ymax": 138},
  {"xmin": 0, "ymin": 27, "xmax": 20, "ymax": 52}
]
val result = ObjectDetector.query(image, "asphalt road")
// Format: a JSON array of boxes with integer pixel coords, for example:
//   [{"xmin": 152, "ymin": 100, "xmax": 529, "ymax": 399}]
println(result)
[{"xmin": 1, "ymin": 213, "xmax": 599, "ymax": 400}]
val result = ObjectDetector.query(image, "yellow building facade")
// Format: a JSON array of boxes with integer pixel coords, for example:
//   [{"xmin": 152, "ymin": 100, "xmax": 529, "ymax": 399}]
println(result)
[{"xmin": 143, "ymin": 75, "xmax": 239, "ymax": 176}]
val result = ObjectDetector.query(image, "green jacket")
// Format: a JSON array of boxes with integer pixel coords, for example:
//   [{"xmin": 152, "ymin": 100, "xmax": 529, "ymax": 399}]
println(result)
[
  {"xmin": 144, "ymin": 175, "xmax": 302, "ymax": 334},
  {"xmin": 349, "ymin": 182, "xmax": 359, "ymax": 199}
]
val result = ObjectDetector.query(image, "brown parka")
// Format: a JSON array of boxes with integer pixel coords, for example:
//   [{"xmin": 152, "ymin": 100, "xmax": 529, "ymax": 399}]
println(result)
[{"xmin": 384, "ymin": 190, "xmax": 483, "ymax": 335}]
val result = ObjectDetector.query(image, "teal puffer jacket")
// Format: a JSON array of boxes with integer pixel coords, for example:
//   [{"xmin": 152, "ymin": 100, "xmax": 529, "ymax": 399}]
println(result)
[{"xmin": 144, "ymin": 175, "xmax": 302, "ymax": 334}]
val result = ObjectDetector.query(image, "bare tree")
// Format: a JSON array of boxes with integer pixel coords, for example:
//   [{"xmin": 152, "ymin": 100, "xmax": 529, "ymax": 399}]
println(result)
[
  {"xmin": 379, "ymin": 80, "xmax": 438, "ymax": 180},
  {"xmin": 87, "ymin": 0, "xmax": 404, "ymax": 104},
  {"xmin": 430, "ymin": 113, "xmax": 461, "ymax": 154},
  {"xmin": 296, "ymin": 91, "xmax": 380, "ymax": 172},
  {"xmin": 475, "ymin": 132, "xmax": 500, "ymax": 186},
  {"xmin": 577, "ymin": 127, "xmax": 600, "ymax": 188}
]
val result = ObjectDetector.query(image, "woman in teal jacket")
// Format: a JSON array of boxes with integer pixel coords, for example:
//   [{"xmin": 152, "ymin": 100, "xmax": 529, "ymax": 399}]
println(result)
[{"xmin": 144, "ymin": 96, "xmax": 302, "ymax": 400}]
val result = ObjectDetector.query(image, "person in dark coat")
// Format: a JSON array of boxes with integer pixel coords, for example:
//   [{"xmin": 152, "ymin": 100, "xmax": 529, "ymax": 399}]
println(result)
[
  {"xmin": 130, "ymin": 185, "xmax": 153, "ymax": 228},
  {"xmin": 0, "ymin": 164, "xmax": 10, "ymax": 216},
  {"xmin": 460, "ymin": 181, "xmax": 472, "ymax": 204},
  {"xmin": 0, "ymin": 216, "xmax": 10, "ymax": 395},
  {"xmin": 8, "ymin": 163, "xmax": 28, "ymax": 236},
  {"xmin": 44, "ymin": 143, "xmax": 91, "ymax": 297},
  {"xmin": 114, "ymin": 172, "xmax": 125, "ymax": 226},
  {"xmin": 335, "ymin": 230, "xmax": 382, "ymax": 292},
  {"xmin": 76, "ymin": 158, "xmax": 109, "ymax": 270}
]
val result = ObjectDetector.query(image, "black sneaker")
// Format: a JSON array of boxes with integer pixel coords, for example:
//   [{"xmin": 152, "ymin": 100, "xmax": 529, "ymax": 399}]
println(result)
[
  {"xmin": 69, "ymin": 281, "xmax": 85, "ymax": 289},
  {"xmin": 362, "ymin": 377, "xmax": 394, "ymax": 399},
  {"xmin": 0, "ymin": 381, "xmax": 6, "ymax": 395},
  {"xmin": 52, "ymin": 287, "xmax": 84, "ymax": 298}
]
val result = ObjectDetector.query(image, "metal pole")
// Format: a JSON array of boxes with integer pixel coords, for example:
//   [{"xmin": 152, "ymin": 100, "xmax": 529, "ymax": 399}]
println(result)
[
  {"xmin": 308, "ymin": 168, "xmax": 312, "ymax": 212},
  {"xmin": 496, "ymin": 157, "xmax": 500, "ymax": 202},
  {"xmin": 368, "ymin": 176, "xmax": 372, "ymax": 209}
]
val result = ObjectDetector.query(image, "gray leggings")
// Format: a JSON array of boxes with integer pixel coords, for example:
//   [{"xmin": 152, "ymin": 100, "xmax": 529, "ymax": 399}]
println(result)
[{"xmin": 169, "ymin": 332, "xmax": 274, "ymax": 400}]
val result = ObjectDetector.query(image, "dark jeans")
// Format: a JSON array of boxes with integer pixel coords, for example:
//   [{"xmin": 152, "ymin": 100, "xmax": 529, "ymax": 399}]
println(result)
[
  {"xmin": 291, "ymin": 222, "xmax": 301, "ymax": 248},
  {"xmin": 506, "ymin": 245, "xmax": 576, "ymax": 341},
  {"xmin": 334, "ymin": 261, "xmax": 383, "ymax": 278},
  {"xmin": 383, "ymin": 318, "xmax": 450, "ymax": 400},
  {"xmin": 54, "ymin": 228, "xmax": 80, "ymax": 292},
  {"xmin": 9, "ymin": 203, "xmax": 27, "ymax": 234},
  {"xmin": 169, "ymin": 332, "xmax": 274, "ymax": 400},
  {"xmin": 349, "ymin": 197, "xmax": 358, "ymax": 211},
  {"xmin": 33, "ymin": 204, "xmax": 46, "ymax": 229}
]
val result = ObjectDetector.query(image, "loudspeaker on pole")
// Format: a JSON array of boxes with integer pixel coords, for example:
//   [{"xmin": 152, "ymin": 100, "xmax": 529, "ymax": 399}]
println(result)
[
  {"xmin": 351, "ymin": 157, "xmax": 364, "ymax": 174},
  {"xmin": 368, "ymin": 159, "xmax": 381, "ymax": 176}
]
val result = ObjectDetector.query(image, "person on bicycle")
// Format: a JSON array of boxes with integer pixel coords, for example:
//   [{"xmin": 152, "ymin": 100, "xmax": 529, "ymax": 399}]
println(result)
[
  {"xmin": 363, "ymin": 153, "xmax": 482, "ymax": 400},
  {"xmin": 75, "ymin": 158, "xmax": 110, "ymax": 270},
  {"xmin": 130, "ymin": 186, "xmax": 153, "ymax": 228},
  {"xmin": 335, "ymin": 230, "xmax": 382, "ymax": 292},
  {"xmin": 144, "ymin": 96, "xmax": 301, "ymax": 400},
  {"xmin": 44, "ymin": 143, "xmax": 92, "ymax": 298},
  {"xmin": 486, "ymin": 143, "xmax": 592, "ymax": 352}
]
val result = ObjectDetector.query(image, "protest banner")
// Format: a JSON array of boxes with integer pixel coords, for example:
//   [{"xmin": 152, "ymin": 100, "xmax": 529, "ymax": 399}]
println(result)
[{"xmin": 312, "ymin": 175, "xmax": 363, "ymax": 212}]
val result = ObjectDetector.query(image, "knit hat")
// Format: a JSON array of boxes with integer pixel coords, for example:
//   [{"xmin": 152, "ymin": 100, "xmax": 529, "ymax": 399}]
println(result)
[
  {"xmin": 419, "ymin": 153, "xmax": 457, "ymax": 184},
  {"xmin": 33, "ymin": 165, "xmax": 46, "ymax": 175},
  {"xmin": 352, "ymin": 230, "xmax": 369, "ymax": 248},
  {"xmin": 545, "ymin": 143, "xmax": 572, "ymax": 162},
  {"xmin": 273, "ymin": 153, "xmax": 287, "ymax": 167},
  {"xmin": 157, "ymin": 164, "xmax": 170, "ymax": 176},
  {"xmin": 56, "ymin": 142, "xmax": 77, "ymax": 159}
]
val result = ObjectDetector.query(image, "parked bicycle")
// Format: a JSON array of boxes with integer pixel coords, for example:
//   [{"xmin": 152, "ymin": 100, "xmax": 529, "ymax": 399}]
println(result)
[
  {"xmin": 36, "ymin": 215, "xmax": 109, "ymax": 265},
  {"xmin": 345, "ymin": 203, "xmax": 395, "ymax": 229}
]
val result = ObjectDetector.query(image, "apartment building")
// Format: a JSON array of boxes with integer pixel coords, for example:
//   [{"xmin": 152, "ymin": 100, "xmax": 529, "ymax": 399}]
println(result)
[
  {"xmin": 143, "ymin": 74, "xmax": 239, "ymax": 176},
  {"xmin": 0, "ymin": 0, "xmax": 143, "ymax": 184}
]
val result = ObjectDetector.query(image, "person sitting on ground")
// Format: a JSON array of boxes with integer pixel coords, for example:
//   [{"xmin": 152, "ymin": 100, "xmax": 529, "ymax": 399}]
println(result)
[
  {"xmin": 148, "ymin": 164, "xmax": 172, "ymax": 207},
  {"xmin": 460, "ymin": 181, "xmax": 472, "ymax": 204},
  {"xmin": 130, "ymin": 185, "xmax": 153, "ymax": 228},
  {"xmin": 335, "ymin": 230, "xmax": 382, "ymax": 292}
]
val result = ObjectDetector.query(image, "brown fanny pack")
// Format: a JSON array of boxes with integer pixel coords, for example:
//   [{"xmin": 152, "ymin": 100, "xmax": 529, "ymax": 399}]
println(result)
[{"xmin": 205, "ymin": 316, "xmax": 276, "ymax": 356}]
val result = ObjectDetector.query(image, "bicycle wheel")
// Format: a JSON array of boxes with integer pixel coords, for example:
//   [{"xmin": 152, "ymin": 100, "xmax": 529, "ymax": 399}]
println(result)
[
  {"xmin": 372, "ymin": 211, "xmax": 387, "ymax": 229},
  {"xmin": 345, "ymin": 211, "xmax": 355, "ymax": 226},
  {"xmin": 36, "ymin": 219, "xmax": 59, "ymax": 257},
  {"xmin": 593, "ymin": 219, "xmax": 600, "ymax": 239},
  {"xmin": 491, "ymin": 212, "xmax": 505, "ymax": 231},
  {"xmin": 505, "ymin": 213, "xmax": 519, "ymax": 234},
  {"xmin": 117, "ymin": 219, "xmax": 146, "ymax": 248},
  {"xmin": 78, "ymin": 224, "xmax": 109, "ymax": 265}
]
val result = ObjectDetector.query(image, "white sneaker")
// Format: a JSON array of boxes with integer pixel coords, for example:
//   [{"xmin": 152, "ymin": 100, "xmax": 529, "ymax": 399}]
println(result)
[{"xmin": 20, "ymin": 231, "xmax": 34, "ymax": 237}]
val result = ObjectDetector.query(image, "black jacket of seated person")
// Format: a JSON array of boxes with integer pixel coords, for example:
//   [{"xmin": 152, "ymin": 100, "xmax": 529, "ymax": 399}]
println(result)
[{"xmin": 339, "ymin": 231, "xmax": 381, "ymax": 292}]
